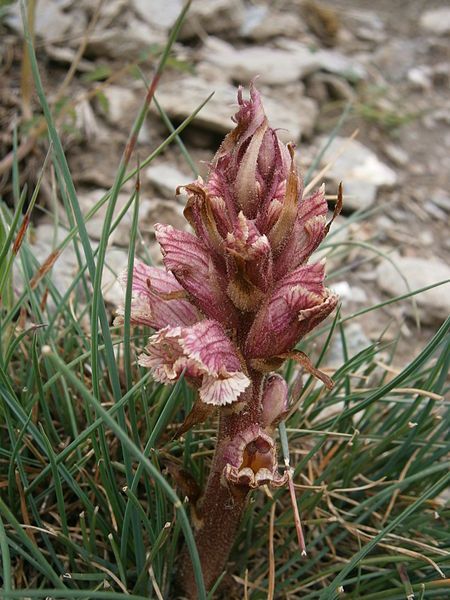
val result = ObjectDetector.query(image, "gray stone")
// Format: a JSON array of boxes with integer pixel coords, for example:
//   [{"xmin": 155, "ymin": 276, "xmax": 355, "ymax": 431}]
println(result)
[
  {"xmin": 100, "ymin": 86, "xmax": 139, "ymax": 126},
  {"xmin": 431, "ymin": 190, "xmax": 450, "ymax": 213},
  {"xmin": 319, "ymin": 137, "xmax": 398, "ymax": 211},
  {"xmin": 383, "ymin": 143, "xmax": 409, "ymax": 167},
  {"xmin": 277, "ymin": 40, "xmax": 366, "ymax": 81},
  {"xmin": 86, "ymin": 21, "xmax": 165, "ymax": 59},
  {"xmin": 141, "ymin": 198, "xmax": 187, "ymax": 232},
  {"xmin": 377, "ymin": 256, "xmax": 450, "ymax": 324},
  {"xmin": 180, "ymin": 0, "xmax": 245, "ymax": 39},
  {"xmin": 327, "ymin": 322, "xmax": 371, "ymax": 367},
  {"xmin": 102, "ymin": 247, "xmax": 130, "ymax": 307},
  {"xmin": 240, "ymin": 5, "xmax": 303, "ymax": 40},
  {"xmin": 145, "ymin": 164, "xmax": 190, "ymax": 199},
  {"xmin": 154, "ymin": 76, "xmax": 318, "ymax": 142},
  {"xmin": 5, "ymin": 0, "xmax": 73, "ymax": 42},
  {"xmin": 78, "ymin": 189, "xmax": 132, "ymax": 244},
  {"xmin": 133, "ymin": 0, "xmax": 183, "ymax": 30},
  {"xmin": 420, "ymin": 8, "xmax": 450, "ymax": 36},
  {"xmin": 200, "ymin": 37, "xmax": 320, "ymax": 85}
]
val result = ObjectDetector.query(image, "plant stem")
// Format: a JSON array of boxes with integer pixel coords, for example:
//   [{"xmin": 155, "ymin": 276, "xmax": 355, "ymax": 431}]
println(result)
[{"xmin": 182, "ymin": 372, "xmax": 263, "ymax": 596}]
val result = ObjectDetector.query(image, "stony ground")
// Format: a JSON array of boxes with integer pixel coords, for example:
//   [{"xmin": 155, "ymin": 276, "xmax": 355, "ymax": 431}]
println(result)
[{"xmin": 1, "ymin": 0, "xmax": 449, "ymax": 367}]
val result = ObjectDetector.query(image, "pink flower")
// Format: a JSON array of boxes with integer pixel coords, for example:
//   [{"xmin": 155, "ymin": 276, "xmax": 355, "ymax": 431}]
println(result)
[
  {"xmin": 138, "ymin": 320, "xmax": 250, "ymax": 406},
  {"xmin": 118, "ymin": 82, "xmax": 339, "ymax": 422}
]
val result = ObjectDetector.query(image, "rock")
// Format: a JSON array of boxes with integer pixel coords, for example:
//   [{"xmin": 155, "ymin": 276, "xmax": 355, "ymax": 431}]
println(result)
[
  {"xmin": 78, "ymin": 188, "xmax": 187, "ymax": 247},
  {"xmin": 307, "ymin": 72, "xmax": 357, "ymax": 102},
  {"xmin": 318, "ymin": 137, "xmax": 398, "ymax": 211},
  {"xmin": 102, "ymin": 247, "xmax": 130, "ymax": 307},
  {"xmin": 133, "ymin": 0, "xmax": 183, "ymax": 30},
  {"xmin": 200, "ymin": 37, "xmax": 321, "ymax": 85},
  {"xmin": 140, "ymin": 198, "xmax": 187, "ymax": 232},
  {"xmin": 420, "ymin": 8, "xmax": 450, "ymax": 36},
  {"xmin": 86, "ymin": 20, "xmax": 165, "ymax": 59},
  {"xmin": 100, "ymin": 86, "xmax": 139, "ymax": 126},
  {"xmin": 377, "ymin": 256, "xmax": 450, "ymax": 324},
  {"xmin": 431, "ymin": 190, "xmax": 450, "ymax": 213},
  {"xmin": 326, "ymin": 322, "xmax": 371, "ymax": 367},
  {"xmin": 407, "ymin": 66, "xmax": 432, "ymax": 91},
  {"xmin": 240, "ymin": 4, "xmax": 303, "ymax": 40},
  {"xmin": 22, "ymin": 223, "xmax": 81, "ymax": 310},
  {"xmin": 78, "ymin": 189, "xmax": 132, "ymax": 245},
  {"xmin": 154, "ymin": 76, "xmax": 318, "ymax": 142},
  {"xmin": 345, "ymin": 8, "xmax": 386, "ymax": 43},
  {"xmin": 277, "ymin": 40, "xmax": 366, "ymax": 81},
  {"xmin": 331, "ymin": 281, "xmax": 368, "ymax": 306},
  {"xmin": 180, "ymin": 0, "xmax": 245, "ymax": 39},
  {"xmin": 372, "ymin": 40, "xmax": 417, "ymax": 82},
  {"xmin": 5, "ymin": 0, "xmax": 73, "ymax": 42},
  {"xmin": 145, "ymin": 163, "xmax": 190, "ymax": 199},
  {"xmin": 383, "ymin": 143, "xmax": 409, "ymax": 167}
]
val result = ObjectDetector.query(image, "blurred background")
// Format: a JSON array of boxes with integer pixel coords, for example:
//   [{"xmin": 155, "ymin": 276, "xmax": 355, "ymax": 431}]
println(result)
[{"xmin": 1, "ymin": 0, "xmax": 449, "ymax": 367}]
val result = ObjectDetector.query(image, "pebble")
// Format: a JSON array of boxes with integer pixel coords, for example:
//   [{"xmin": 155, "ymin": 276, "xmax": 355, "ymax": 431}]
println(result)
[
  {"xmin": 179, "ymin": 0, "xmax": 245, "ymax": 40},
  {"xmin": 199, "ymin": 37, "xmax": 321, "ymax": 85},
  {"xmin": 154, "ymin": 76, "xmax": 318, "ymax": 142},
  {"xmin": 144, "ymin": 164, "xmax": 190, "ymax": 199},
  {"xmin": 100, "ymin": 86, "xmax": 139, "ymax": 126},
  {"xmin": 318, "ymin": 137, "xmax": 398, "ymax": 211},
  {"xmin": 420, "ymin": 8, "xmax": 450, "ymax": 36},
  {"xmin": 377, "ymin": 256, "xmax": 450, "ymax": 324}
]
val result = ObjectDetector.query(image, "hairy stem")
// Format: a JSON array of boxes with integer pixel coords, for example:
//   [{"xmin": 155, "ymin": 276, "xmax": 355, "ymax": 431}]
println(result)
[{"xmin": 182, "ymin": 372, "xmax": 263, "ymax": 596}]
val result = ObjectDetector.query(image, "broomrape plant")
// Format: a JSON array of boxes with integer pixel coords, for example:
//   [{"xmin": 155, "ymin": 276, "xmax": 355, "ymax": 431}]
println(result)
[{"xmin": 117, "ymin": 83, "xmax": 341, "ymax": 596}]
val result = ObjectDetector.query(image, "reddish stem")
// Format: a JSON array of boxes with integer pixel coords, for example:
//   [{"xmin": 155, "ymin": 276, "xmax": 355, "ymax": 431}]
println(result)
[{"xmin": 181, "ymin": 372, "xmax": 263, "ymax": 597}]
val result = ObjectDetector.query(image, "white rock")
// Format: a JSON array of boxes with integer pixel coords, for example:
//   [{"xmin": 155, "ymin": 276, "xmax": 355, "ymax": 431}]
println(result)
[
  {"xmin": 102, "ymin": 247, "xmax": 130, "ymax": 307},
  {"xmin": 145, "ymin": 164, "xmax": 190, "ymax": 199},
  {"xmin": 133, "ymin": 0, "xmax": 182, "ymax": 30},
  {"xmin": 332, "ymin": 281, "xmax": 367, "ymax": 306},
  {"xmin": 201, "ymin": 37, "xmax": 320, "ymax": 85},
  {"xmin": 154, "ymin": 76, "xmax": 318, "ymax": 142},
  {"xmin": 383, "ymin": 143, "xmax": 409, "ymax": 167},
  {"xmin": 241, "ymin": 5, "xmax": 302, "ymax": 40},
  {"xmin": 140, "ymin": 198, "xmax": 186, "ymax": 232},
  {"xmin": 101, "ymin": 86, "xmax": 139, "ymax": 125},
  {"xmin": 431, "ymin": 190, "xmax": 450, "ymax": 213},
  {"xmin": 180, "ymin": 0, "xmax": 245, "ymax": 39},
  {"xmin": 327, "ymin": 322, "xmax": 371, "ymax": 367},
  {"xmin": 5, "ymin": 0, "xmax": 73, "ymax": 42},
  {"xmin": 86, "ymin": 21, "xmax": 165, "ymax": 59},
  {"xmin": 377, "ymin": 256, "xmax": 450, "ymax": 324},
  {"xmin": 319, "ymin": 137, "xmax": 398, "ymax": 211},
  {"xmin": 78, "ymin": 189, "xmax": 132, "ymax": 244},
  {"xmin": 420, "ymin": 8, "xmax": 450, "ymax": 36},
  {"xmin": 277, "ymin": 40, "xmax": 366, "ymax": 81},
  {"xmin": 407, "ymin": 66, "xmax": 432, "ymax": 91}
]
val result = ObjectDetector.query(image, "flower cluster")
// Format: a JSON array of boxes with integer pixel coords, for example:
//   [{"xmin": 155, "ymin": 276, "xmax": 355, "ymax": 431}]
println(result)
[{"xmin": 117, "ymin": 83, "xmax": 338, "ymax": 488}]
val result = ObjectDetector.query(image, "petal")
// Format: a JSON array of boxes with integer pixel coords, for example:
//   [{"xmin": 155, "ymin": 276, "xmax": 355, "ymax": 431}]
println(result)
[
  {"xmin": 140, "ymin": 320, "xmax": 250, "ymax": 406},
  {"xmin": 274, "ymin": 185, "xmax": 328, "ymax": 279},
  {"xmin": 115, "ymin": 261, "xmax": 200, "ymax": 328},
  {"xmin": 261, "ymin": 374, "xmax": 289, "ymax": 429},
  {"xmin": 246, "ymin": 263, "xmax": 338, "ymax": 358},
  {"xmin": 200, "ymin": 371, "xmax": 250, "ymax": 406},
  {"xmin": 225, "ymin": 212, "xmax": 273, "ymax": 310},
  {"xmin": 180, "ymin": 320, "xmax": 243, "ymax": 374},
  {"xmin": 155, "ymin": 224, "xmax": 237, "ymax": 326}
]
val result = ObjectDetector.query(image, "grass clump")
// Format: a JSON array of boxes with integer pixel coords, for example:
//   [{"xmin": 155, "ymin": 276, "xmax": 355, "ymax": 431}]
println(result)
[{"xmin": 0, "ymin": 2, "xmax": 449, "ymax": 599}]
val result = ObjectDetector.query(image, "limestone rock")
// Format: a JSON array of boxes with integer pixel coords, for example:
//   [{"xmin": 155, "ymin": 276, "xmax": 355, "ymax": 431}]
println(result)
[
  {"xmin": 420, "ymin": 8, "xmax": 450, "ymax": 36},
  {"xmin": 179, "ymin": 0, "xmax": 245, "ymax": 39},
  {"xmin": 200, "ymin": 37, "xmax": 320, "ymax": 85},
  {"xmin": 154, "ymin": 76, "xmax": 318, "ymax": 142},
  {"xmin": 319, "ymin": 137, "xmax": 398, "ymax": 211},
  {"xmin": 377, "ymin": 257, "xmax": 450, "ymax": 324},
  {"xmin": 145, "ymin": 164, "xmax": 190, "ymax": 199}
]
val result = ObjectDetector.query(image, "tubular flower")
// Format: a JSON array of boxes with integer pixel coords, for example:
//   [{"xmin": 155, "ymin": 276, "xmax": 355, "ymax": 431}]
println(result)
[{"xmin": 118, "ymin": 83, "xmax": 340, "ymax": 595}]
